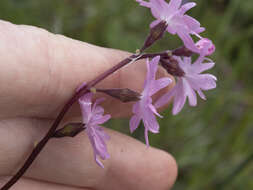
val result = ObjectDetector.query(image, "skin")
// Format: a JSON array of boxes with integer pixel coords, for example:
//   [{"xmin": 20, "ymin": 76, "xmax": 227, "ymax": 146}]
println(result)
[{"xmin": 0, "ymin": 20, "xmax": 177, "ymax": 190}]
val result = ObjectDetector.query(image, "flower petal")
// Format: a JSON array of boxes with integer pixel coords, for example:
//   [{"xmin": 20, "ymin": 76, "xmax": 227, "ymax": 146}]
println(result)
[
  {"xmin": 93, "ymin": 106, "xmax": 105, "ymax": 116},
  {"xmin": 150, "ymin": 77, "xmax": 172, "ymax": 96},
  {"xmin": 166, "ymin": 25, "xmax": 177, "ymax": 34},
  {"xmin": 144, "ymin": 128, "xmax": 150, "ymax": 147},
  {"xmin": 91, "ymin": 114, "xmax": 111, "ymax": 125},
  {"xmin": 149, "ymin": 56, "xmax": 160, "ymax": 80},
  {"xmin": 143, "ymin": 56, "xmax": 160, "ymax": 95},
  {"xmin": 183, "ymin": 15, "xmax": 204, "ymax": 34},
  {"xmin": 149, "ymin": 104, "xmax": 163, "ymax": 118},
  {"xmin": 154, "ymin": 85, "xmax": 176, "ymax": 108},
  {"xmin": 79, "ymin": 93, "xmax": 93, "ymax": 123},
  {"xmin": 180, "ymin": 2, "xmax": 196, "ymax": 14},
  {"xmin": 182, "ymin": 78, "xmax": 197, "ymax": 106},
  {"xmin": 172, "ymin": 79, "xmax": 187, "ymax": 115},
  {"xmin": 86, "ymin": 126, "xmax": 110, "ymax": 168},
  {"xmin": 190, "ymin": 74, "xmax": 217, "ymax": 90},
  {"xmin": 129, "ymin": 115, "xmax": 141, "ymax": 133},
  {"xmin": 142, "ymin": 108, "xmax": 160, "ymax": 133},
  {"xmin": 136, "ymin": 0, "xmax": 150, "ymax": 8},
  {"xmin": 177, "ymin": 31, "xmax": 199, "ymax": 52},
  {"xmin": 192, "ymin": 60, "xmax": 215, "ymax": 73},
  {"xmin": 167, "ymin": 0, "xmax": 182, "ymax": 12},
  {"xmin": 150, "ymin": 0, "xmax": 171, "ymax": 18},
  {"xmin": 197, "ymin": 89, "xmax": 206, "ymax": 100}
]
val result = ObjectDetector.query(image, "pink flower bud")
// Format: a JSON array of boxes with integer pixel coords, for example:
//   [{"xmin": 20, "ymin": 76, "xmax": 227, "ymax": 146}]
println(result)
[{"xmin": 196, "ymin": 38, "xmax": 215, "ymax": 56}]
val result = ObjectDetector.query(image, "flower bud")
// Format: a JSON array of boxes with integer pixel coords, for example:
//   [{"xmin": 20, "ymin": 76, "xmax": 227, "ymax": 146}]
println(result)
[
  {"xmin": 53, "ymin": 123, "xmax": 85, "ymax": 138},
  {"xmin": 97, "ymin": 88, "xmax": 141, "ymax": 103},
  {"xmin": 196, "ymin": 38, "xmax": 215, "ymax": 56},
  {"xmin": 141, "ymin": 21, "xmax": 168, "ymax": 52},
  {"xmin": 160, "ymin": 57, "xmax": 185, "ymax": 77}
]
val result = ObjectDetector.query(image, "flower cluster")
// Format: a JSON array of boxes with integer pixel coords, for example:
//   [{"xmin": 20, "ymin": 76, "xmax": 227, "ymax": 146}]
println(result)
[
  {"xmin": 78, "ymin": 0, "xmax": 217, "ymax": 167},
  {"xmin": 135, "ymin": 0, "xmax": 217, "ymax": 115},
  {"xmin": 137, "ymin": 0, "xmax": 205, "ymax": 52}
]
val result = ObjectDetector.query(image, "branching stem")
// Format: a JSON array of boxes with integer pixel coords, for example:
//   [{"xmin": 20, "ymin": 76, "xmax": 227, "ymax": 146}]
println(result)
[{"xmin": 0, "ymin": 51, "xmax": 174, "ymax": 190}]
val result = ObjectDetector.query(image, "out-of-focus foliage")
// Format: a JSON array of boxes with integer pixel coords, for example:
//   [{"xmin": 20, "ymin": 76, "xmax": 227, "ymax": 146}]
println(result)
[{"xmin": 1, "ymin": 0, "xmax": 253, "ymax": 189}]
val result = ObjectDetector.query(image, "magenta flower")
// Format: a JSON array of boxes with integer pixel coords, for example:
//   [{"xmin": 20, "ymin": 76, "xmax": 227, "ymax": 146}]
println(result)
[
  {"xmin": 130, "ymin": 56, "xmax": 172, "ymax": 146},
  {"xmin": 155, "ymin": 56, "xmax": 217, "ymax": 115},
  {"xmin": 136, "ymin": 0, "xmax": 205, "ymax": 52},
  {"xmin": 79, "ymin": 93, "xmax": 111, "ymax": 168}
]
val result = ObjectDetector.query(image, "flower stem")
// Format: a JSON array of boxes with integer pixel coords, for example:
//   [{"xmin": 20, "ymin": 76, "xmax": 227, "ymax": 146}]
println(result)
[{"xmin": 0, "ymin": 50, "xmax": 176, "ymax": 190}]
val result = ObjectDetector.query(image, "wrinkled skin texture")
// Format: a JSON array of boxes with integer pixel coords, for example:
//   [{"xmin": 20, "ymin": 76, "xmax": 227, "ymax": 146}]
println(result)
[{"xmin": 0, "ymin": 20, "xmax": 177, "ymax": 190}]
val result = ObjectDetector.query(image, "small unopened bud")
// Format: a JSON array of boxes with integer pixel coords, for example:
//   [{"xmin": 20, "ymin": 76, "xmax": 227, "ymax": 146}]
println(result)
[
  {"xmin": 53, "ymin": 123, "xmax": 85, "ymax": 138},
  {"xmin": 172, "ymin": 46, "xmax": 194, "ymax": 57},
  {"xmin": 90, "ymin": 87, "xmax": 97, "ymax": 94},
  {"xmin": 160, "ymin": 58, "xmax": 185, "ymax": 77},
  {"xmin": 196, "ymin": 38, "xmax": 215, "ymax": 56},
  {"xmin": 141, "ymin": 21, "xmax": 168, "ymax": 52},
  {"xmin": 135, "ymin": 49, "xmax": 140, "ymax": 54},
  {"xmin": 97, "ymin": 88, "xmax": 141, "ymax": 103}
]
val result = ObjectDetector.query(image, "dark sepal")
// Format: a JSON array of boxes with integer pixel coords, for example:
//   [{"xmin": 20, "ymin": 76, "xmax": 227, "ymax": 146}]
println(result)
[
  {"xmin": 172, "ymin": 46, "xmax": 194, "ymax": 57},
  {"xmin": 140, "ymin": 21, "xmax": 168, "ymax": 52},
  {"xmin": 97, "ymin": 88, "xmax": 141, "ymax": 103},
  {"xmin": 53, "ymin": 123, "xmax": 85, "ymax": 138},
  {"xmin": 160, "ymin": 57, "xmax": 185, "ymax": 77}
]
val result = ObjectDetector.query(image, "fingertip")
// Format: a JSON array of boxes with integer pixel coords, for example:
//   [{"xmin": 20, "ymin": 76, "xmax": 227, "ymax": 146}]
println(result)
[
  {"xmin": 132, "ymin": 147, "xmax": 178, "ymax": 190},
  {"xmin": 97, "ymin": 130, "xmax": 177, "ymax": 190},
  {"xmin": 151, "ymin": 149, "xmax": 178, "ymax": 190}
]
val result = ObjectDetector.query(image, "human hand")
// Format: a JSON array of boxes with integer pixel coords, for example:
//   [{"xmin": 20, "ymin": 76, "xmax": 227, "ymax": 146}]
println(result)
[{"xmin": 0, "ymin": 20, "xmax": 177, "ymax": 190}]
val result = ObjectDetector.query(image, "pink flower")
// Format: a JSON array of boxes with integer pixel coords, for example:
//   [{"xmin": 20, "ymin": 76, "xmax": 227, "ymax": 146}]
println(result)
[
  {"xmin": 136, "ymin": 0, "xmax": 205, "ymax": 53},
  {"xmin": 79, "ymin": 93, "xmax": 111, "ymax": 168},
  {"xmin": 130, "ymin": 56, "xmax": 172, "ymax": 146},
  {"xmin": 155, "ymin": 56, "xmax": 217, "ymax": 115}
]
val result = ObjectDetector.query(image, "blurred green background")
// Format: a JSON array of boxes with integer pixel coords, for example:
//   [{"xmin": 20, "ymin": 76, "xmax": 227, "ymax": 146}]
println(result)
[{"xmin": 1, "ymin": 0, "xmax": 253, "ymax": 189}]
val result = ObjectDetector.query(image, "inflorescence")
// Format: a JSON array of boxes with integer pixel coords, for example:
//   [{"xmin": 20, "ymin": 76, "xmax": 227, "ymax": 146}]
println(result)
[
  {"xmin": 1, "ymin": 1, "xmax": 217, "ymax": 189},
  {"xmin": 76, "ymin": 0, "xmax": 217, "ymax": 168}
]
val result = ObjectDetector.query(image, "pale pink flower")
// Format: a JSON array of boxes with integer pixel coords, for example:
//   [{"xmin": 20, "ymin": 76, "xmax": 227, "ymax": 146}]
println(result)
[
  {"xmin": 136, "ymin": 0, "xmax": 205, "ymax": 53},
  {"xmin": 130, "ymin": 56, "xmax": 172, "ymax": 146},
  {"xmin": 155, "ymin": 56, "xmax": 217, "ymax": 115},
  {"xmin": 79, "ymin": 93, "xmax": 111, "ymax": 168}
]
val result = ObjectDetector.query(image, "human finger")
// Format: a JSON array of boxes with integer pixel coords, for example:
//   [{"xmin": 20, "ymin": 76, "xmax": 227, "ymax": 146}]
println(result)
[
  {"xmin": 0, "ymin": 20, "xmax": 173, "ymax": 119},
  {"xmin": 0, "ymin": 117, "xmax": 177, "ymax": 190}
]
